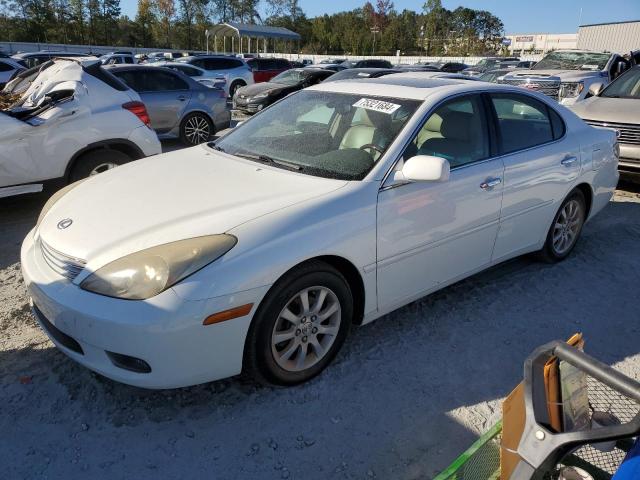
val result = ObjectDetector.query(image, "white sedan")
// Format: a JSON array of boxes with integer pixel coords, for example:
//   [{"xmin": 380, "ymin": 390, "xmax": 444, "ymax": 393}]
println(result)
[{"xmin": 21, "ymin": 73, "xmax": 619, "ymax": 388}]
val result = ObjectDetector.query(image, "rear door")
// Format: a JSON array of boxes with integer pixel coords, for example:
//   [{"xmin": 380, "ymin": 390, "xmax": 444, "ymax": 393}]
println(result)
[{"xmin": 488, "ymin": 92, "xmax": 580, "ymax": 261}]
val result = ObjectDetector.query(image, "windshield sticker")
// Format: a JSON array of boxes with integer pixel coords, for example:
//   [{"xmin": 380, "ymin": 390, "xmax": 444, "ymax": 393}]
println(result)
[
  {"xmin": 581, "ymin": 64, "xmax": 600, "ymax": 70},
  {"xmin": 353, "ymin": 98, "xmax": 401, "ymax": 114}
]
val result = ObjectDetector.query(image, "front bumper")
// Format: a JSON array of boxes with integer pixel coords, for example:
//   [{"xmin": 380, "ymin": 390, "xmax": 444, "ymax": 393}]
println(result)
[
  {"xmin": 619, "ymin": 144, "xmax": 640, "ymax": 173},
  {"xmin": 21, "ymin": 230, "xmax": 270, "ymax": 389},
  {"xmin": 233, "ymin": 96, "xmax": 268, "ymax": 114}
]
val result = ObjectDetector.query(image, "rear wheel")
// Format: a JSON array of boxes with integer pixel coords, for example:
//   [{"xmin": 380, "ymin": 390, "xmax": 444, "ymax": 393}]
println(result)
[
  {"xmin": 179, "ymin": 112, "xmax": 213, "ymax": 146},
  {"xmin": 244, "ymin": 261, "xmax": 353, "ymax": 386},
  {"xmin": 70, "ymin": 149, "xmax": 131, "ymax": 182},
  {"xmin": 537, "ymin": 189, "xmax": 586, "ymax": 263}
]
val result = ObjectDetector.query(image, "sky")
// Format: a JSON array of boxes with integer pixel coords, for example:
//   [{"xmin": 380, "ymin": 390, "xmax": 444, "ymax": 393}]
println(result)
[{"xmin": 120, "ymin": 0, "xmax": 640, "ymax": 34}]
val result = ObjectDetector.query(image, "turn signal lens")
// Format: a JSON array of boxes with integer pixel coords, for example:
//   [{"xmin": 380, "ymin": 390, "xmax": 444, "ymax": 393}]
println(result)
[{"xmin": 203, "ymin": 303, "xmax": 253, "ymax": 325}]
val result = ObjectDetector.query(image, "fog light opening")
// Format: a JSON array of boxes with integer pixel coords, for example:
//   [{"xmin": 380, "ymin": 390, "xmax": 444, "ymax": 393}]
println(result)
[{"xmin": 106, "ymin": 351, "xmax": 152, "ymax": 373}]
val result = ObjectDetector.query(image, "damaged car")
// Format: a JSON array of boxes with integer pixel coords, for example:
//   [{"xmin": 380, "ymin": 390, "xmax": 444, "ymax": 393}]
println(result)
[{"xmin": 0, "ymin": 58, "xmax": 161, "ymax": 198}]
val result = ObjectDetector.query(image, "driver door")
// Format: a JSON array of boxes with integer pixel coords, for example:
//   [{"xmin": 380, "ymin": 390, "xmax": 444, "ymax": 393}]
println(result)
[{"xmin": 376, "ymin": 94, "xmax": 505, "ymax": 311}]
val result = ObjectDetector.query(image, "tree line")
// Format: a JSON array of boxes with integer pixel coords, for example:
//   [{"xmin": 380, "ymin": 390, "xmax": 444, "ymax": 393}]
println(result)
[{"xmin": 0, "ymin": 0, "xmax": 506, "ymax": 56}]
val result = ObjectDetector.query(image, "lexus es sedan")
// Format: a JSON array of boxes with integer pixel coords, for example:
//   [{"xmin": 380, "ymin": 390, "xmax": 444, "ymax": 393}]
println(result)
[{"xmin": 22, "ymin": 74, "xmax": 619, "ymax": 388}]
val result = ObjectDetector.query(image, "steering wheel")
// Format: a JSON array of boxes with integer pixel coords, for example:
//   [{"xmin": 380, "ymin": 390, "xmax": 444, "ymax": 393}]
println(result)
[{"xmin": 359, "ymin": 143, "xmax": 384, "ymax": 155}]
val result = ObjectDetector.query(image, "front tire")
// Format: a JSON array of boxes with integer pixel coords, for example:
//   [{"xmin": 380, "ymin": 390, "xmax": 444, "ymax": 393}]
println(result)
[
  {"xmin": 180, "ymin": 112, "xmax": 213, "ymax": 146},
  {"xmin": 537, "ymin": 189, "xmax": 586, "ymax": 263},
  {"xmin": 244, "ymin": 261, "xmax": 353, "ymax": 386}
]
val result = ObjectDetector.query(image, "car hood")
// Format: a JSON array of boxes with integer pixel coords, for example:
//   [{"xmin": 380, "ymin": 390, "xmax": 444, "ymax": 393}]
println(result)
[
  {"xmin": 38, "ymin": 146, "xmax": 347, "ymax": 267},
  {"xmin": 568, "ymin": 96, "xmax": 640, "ymax": 124},
  {"xmin": 237, "ymin": 82, "xmax": 292, "ymax": 97},
  {"xmin": 504, "ymin": 69, "xmax": 605, "ymax": 81}
]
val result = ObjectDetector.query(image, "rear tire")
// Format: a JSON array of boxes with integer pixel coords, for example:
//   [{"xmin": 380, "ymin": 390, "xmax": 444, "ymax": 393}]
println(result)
[
  {"xmin": 179, "ymin": 112, "xmax": 213, "ymax": 146},
  {"xmin": 70, "ymin": 149, "xmax": 131, "ymax": 182},
  {"xmin": 244, "ymin": 261, "xmax": 353, "ymax": 386},
  {"xmin": 537, "ymin": 189, "xmax": 586, "ymax": 263}
]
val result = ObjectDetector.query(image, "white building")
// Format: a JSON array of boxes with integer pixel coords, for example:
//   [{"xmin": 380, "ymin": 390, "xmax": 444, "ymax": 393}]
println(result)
[
  {"xmin": 504, "ymin": 33, "xmax": 578, "ymax": 55},
  {"xmin": 577, "ymin": 20, "xmax": 640, "ymax": 53}
]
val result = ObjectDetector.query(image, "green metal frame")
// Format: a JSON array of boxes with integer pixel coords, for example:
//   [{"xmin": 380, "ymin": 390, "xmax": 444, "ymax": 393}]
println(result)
[{"xmin": 433, "ymin": 420, "xmax": 503, "ymax": 480}]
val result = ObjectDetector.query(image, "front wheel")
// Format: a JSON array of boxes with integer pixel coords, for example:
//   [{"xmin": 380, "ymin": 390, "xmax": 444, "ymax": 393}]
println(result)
[
  {"xmin": 244, "ymin": 261, "xmax": 353, "ymax": 386},
  {"xmin": 538, "ymin": 189, "xmax": 586, "ymax": 263}
]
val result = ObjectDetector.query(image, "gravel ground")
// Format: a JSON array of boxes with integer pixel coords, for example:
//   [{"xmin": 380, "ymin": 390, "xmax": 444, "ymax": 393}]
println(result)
[{"xmin": 1, "ymin": 169, "xmax": 639, "ymax": 479}]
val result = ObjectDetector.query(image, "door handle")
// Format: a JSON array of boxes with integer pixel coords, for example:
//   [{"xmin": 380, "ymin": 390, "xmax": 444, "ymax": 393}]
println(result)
[
  {"xmin": 561, "ymin": 156, "xmax": 578, "ymax": 167},
  {"xmin": 480, "ymin": 177, "xmax": 502, "ymax": 190},
  {"xmin": 177, "ymin": 95, "xmax": 187, "ymax": 101}
]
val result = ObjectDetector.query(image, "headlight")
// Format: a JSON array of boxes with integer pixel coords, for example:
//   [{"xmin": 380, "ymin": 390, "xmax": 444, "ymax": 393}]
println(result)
[
  {"xmin": 252, "ymin": 91, "xmax": 270, "ymax": 100},
  {"xmin": 560, "ymin": 82, "xmax": 584, "ymax": 98},
  {"xmin": 36, "ymin": 179, "xmax": 86, "ymax": 230},
  {"xmin": 80, "ymin": 235, "xmax": 237, "ymax": 300}
]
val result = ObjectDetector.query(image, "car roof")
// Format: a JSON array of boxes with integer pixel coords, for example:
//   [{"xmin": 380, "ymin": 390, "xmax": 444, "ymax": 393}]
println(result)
[{"xmin": 310, "ymin": 72, "xmax": 504, "ymax": 100}]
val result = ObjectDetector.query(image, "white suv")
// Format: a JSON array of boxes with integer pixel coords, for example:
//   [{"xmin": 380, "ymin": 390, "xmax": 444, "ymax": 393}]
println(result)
[
  {"xmin": 177, "ymin": 55, "xmax": 254, "ymax": 96},
  {"xmin": 0, "ymin": 58, "xmax": 161, "ymax": 198}
]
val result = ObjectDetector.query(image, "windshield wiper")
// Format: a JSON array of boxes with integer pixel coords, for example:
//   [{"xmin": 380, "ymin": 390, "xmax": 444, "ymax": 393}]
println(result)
[
  {"xmin": 235, "ymin": 152, "xmax": 302, "ymax": 171},
  {"xmin": 208, "ymin": 141, "xmax": 226, "ymax": 153}
]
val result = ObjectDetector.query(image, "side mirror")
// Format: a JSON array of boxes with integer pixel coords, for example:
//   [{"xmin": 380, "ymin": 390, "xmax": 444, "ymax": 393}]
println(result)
[
  {"xmin": 398, "ymin": 155, "xmax": 450, "ymax": 182},
  {"xmin": 587, "ymin": 82, "xmax": 604, "ymax": 97}
]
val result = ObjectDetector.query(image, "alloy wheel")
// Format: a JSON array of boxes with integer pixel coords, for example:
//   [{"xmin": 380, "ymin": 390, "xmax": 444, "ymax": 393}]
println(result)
[
  {"xmin": 89, "ymin": 162, "xmax": 119, "ymax": 176},
  {"xmin": 271, "ymin": 286, "xmax": 341, "ymax": 372},
  {"xmin": 552, "ymin": 199, "xmax": 583, "ymax": 256},
  {"xmin": 184, "ymin": 115, "xmax": 211, "ymax": 145}
]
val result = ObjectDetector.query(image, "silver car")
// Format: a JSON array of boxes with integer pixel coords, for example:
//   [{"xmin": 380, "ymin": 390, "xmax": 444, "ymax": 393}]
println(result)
[
  {"xmin": 108, "ymin": 65, "xmax": 231, "ymax": 146},
  {"xmin": 176, "ymin": 55, "xmax": 254, "ymax": 97},
  {"xmin": 570, "ymin": 66, "xmax": 640, "ymax": 179}
]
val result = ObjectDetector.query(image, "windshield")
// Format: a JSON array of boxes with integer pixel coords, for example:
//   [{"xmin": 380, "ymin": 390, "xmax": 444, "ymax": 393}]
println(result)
[
  {"xmin": 533, "ymin": 51, "xmax": 610, "ymax": 71},
  {"xmin": 601, "ymin": 67, "xmax": 640, "ymax": 99},
  {"xmin": 214, "ymin": 90, "xmax": 421, "ymax": 180},
  {"xmin": 474, "ymin": 59, "xmax": 499, "ymax": 70},
  {"xmin": 271, "ymin": 69, "xmax": 308, "ymax": 85}
]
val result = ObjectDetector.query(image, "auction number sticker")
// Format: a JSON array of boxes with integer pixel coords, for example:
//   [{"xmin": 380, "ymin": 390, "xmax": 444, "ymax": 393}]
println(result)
[{"xmin": 353, "ymin": 98, "xmax": 401, "ymax": 114}]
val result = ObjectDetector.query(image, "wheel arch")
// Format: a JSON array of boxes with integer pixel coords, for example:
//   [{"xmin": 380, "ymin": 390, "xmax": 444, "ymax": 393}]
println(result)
[
  {"xmin": 64, "ymin": 139, "xmax": 144, "ymax": 181},
  {"xmin": 574, "ymin": 182, "xmax": 593, "ymax": 219}
]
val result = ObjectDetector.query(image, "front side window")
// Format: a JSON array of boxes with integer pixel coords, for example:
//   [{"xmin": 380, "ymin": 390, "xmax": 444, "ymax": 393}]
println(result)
[
  {"xmin": 490, "ymin": 93, "xmax": 559, "ymax": 154},
  {"xmin": 403, "ymin": 95, "xmax": 489, "ymax": 168},
  {"xmin": 215, "ymin": 91, "xmax": 420, "ymax": 180}
]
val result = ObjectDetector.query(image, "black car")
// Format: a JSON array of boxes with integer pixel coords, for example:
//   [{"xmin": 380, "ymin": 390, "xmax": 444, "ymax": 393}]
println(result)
[
  {"xmin": 323, "ymin": 68, "xmax": 401, "ymax": 82},
  {"xmin": 439, "ymin": 62, "xmax": 468, "ymax": 73},
  {"xmin": 233, "ymin": 68, "xmax": 335, "ymax": 114},
  {"xmin": 351, "ymin": 59, "xmax": 393, "ymax": 69}
]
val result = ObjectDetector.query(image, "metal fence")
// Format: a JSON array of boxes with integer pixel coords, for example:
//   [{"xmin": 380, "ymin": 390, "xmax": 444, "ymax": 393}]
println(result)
[{"xmin": 0, "ymin": 41, "xmax": 544, "ymax": 66}]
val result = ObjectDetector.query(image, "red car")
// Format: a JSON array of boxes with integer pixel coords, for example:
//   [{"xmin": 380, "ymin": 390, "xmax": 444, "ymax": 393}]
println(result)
[{"xmin": 246, "ymin": 58, "xmax": 291, "ymax": 83}]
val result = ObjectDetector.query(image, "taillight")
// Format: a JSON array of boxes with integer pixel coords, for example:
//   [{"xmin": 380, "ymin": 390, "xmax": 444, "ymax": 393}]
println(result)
[{"xmin": 122, "ymin": 101, "xmax": 151, "ymax": 128}]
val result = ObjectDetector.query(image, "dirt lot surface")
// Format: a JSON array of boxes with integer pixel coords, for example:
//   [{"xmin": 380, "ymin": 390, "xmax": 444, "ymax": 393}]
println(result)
[{"xmin": 1, "ymin": 171, "xmax": 639, "ymax": 479}]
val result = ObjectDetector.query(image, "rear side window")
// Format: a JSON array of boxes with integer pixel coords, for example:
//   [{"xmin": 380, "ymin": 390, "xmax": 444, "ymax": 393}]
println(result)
[
  {"xmin": 273, "ymin": 59, "xmax": 290, "ymax": 69},
  {"xmin": 124, "ymin": 56, "xmax": 134, "ymax": 64},
  {"xmin": 173, "ymin": 65, "xmax": 200, "ymax": 77},
  {"xmin": 112, "ymin": 70, "xmax": 146, "ymax": 91},
  {"xmin": 202, "ymin": 58, "xmax": 244, "ymax": 70},
  {"xmin": 490, "ymin": 93, "xmax": 556, "ymax": 154},
  {"xmin": 142, "ymin": 70, "xmax": 188, "ymax": 91}
]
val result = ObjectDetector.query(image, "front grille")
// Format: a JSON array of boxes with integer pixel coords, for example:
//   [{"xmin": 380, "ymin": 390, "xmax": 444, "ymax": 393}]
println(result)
[
  {"xmin": 39, "ymin": 239, "xmax": 86, "ymax": 281},
  {"xmin": 585, "ymin": 119, "xmax": 640, "ymax": 146},
  {"xmin": 500, "ymin": 78, "xmax": 561, "ymax": 99}
]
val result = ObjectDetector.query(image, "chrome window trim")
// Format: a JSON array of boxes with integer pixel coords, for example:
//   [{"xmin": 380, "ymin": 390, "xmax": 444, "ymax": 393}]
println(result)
[{"xmin": 379, "ymin": 89, "xmax": 568, "ymax": 192}]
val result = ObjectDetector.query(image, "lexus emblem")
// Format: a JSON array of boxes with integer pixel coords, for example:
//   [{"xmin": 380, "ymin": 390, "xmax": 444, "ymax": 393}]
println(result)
[{"xmin": 57, "ymin": 218, "xmax": 73, "ymax": 230}]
